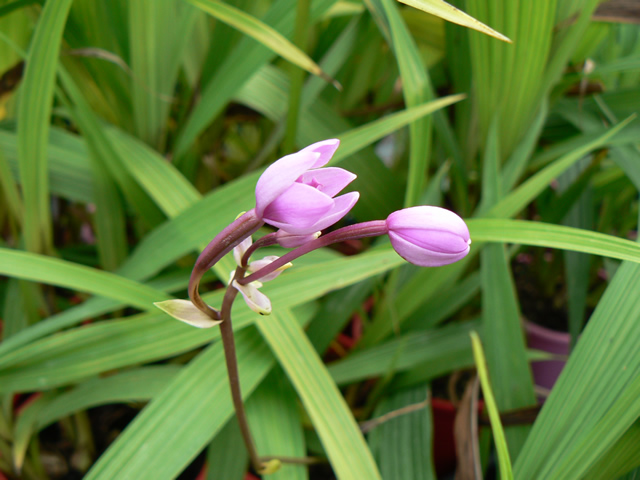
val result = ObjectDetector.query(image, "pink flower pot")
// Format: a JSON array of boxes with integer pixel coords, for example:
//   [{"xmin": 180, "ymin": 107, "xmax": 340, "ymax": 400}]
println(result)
[{"xmin": 525, "ymin": 322, "xmax": 570, "ymax": 396}]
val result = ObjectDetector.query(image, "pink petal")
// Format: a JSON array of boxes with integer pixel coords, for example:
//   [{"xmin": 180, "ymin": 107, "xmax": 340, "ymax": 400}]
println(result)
[
  {"xmin": 302, "ymin": 191, "xmax": 360, "ymax": 233},
  {"xmin": 386, "ymin": 206, "xmax": 470, "ymax": 242},
  {"xmin": 298, "ymin": 139, "xmax": 340, "ymax": 168},
  {"xmin": 255, "ymin": 151, "xmax": 321, "ymax": 217},
  {"xmin": 388, "ymin": 231, "xmax": 470, "ymax": 267},
  {"xmin": 297, "ymin": 167, "xmax": 357, "ymax": 197},
  {"xmin": 261, "ymin": 183, "xmax": 334, "ymax": 234},
  {"xmin": 394, "ymin": 228, "xmax": 470, "ymax": 254}
]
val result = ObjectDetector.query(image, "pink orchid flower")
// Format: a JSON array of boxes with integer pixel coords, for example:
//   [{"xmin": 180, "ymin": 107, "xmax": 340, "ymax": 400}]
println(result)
[
  {"xmin": 255, "ymin": 139, "xmax": 359, "ymax": 235},
  {"xmin": 386, "ymin": 206, "xmax": 471, "ymax": 267}
]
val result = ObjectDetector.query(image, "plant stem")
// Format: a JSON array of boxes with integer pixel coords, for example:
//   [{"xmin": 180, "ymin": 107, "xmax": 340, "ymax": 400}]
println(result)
[
  {"xmin": 219, "ymin": 267, "xmax": 263, "ymax": 473},
  {"xmin": 188, "ymin": 209, "xmax": 263, "ymax": 319},
  {"xmin": 238, "ymin": 220, "xmax": 388, "ymax": 285},
  {"xmin": 241, "ymin": 232, "xmax": 278, "ymax": 267}
]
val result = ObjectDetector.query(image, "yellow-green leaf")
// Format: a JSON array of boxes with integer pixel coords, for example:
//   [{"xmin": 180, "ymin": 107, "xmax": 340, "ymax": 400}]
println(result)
[
  {"xmin": 397, "ymin": 0, "xmax": 510, "ymax": 43},
  {"xmin": 186, "ymin": 0, "xmax": 337, "ymax": 86}
]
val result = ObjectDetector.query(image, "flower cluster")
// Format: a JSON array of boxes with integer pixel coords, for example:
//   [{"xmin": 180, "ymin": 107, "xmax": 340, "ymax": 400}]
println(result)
[{"xmin": 156, "ymin": 139, "xmax": 471, "ymax": 326}]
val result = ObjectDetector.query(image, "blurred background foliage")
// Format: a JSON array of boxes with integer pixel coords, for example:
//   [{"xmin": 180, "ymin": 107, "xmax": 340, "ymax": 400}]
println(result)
[{"xmin": 0, "ymin": 0, "xmax": 639, "ymax": 478}]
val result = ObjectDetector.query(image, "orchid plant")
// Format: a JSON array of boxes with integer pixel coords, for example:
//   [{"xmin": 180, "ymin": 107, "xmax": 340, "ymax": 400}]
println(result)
[{"xmin": 156, "ymin": 139, "xmax": 471, "ymax": 474}]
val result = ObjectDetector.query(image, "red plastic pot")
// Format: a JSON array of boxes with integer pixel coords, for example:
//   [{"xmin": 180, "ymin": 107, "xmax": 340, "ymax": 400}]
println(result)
[{"xmin": 431, "ymin": 398, "xmax": 457, "ymax": 476}]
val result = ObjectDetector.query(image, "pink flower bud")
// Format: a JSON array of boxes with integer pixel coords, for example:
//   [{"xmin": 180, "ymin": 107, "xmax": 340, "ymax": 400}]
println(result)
[
  {"xmin": 255, "ymin": 139, "xmax": 359, "ymax": 235},
  {"xmin": 386, "ymin": 206, "xmax": 471, "ymax": 267}
]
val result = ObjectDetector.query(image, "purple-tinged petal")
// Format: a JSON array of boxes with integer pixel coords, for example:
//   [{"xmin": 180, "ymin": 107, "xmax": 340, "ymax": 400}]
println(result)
[
  {"xmin": 386, "ymin": 206, "xmax": 470, "ymax": 242},
  {"xmin": 386, "ymin": 206, "xmax": 471, "ymax": 267},
  {"xmin": 303, "ymin": 191, "xmax": 360, "ymax": 233},
  {"xmin": 297, "ymin": 167, "xmax": 357, "ymax": 197},
  {"xmin": 298, "ymin": 139, "xmax": 340, "ymax": 168},
  {"xmin": 255, "ymin": 151, "xmax": 321, "ymax": 217},
  {"xmin": 393, "ymin": 228, "xmax": 470, "ymax": 254},
  {"xmin": 233, "ymin": 236, "xmax": 253, "ymax": 267},
  {"xmin": 388, "ymin": 231, "xmax": 470, "ymax": 267},
  {"xmin": 261, "ymin": 183, "xmax": 334, "ymax": 233},
  {"xmin": 232, "ymin": 279, "xmax": 272, "ymax": 315},
  {"xmin": 248, "ymin": 255, "xmax": 292, "ymax": 281}
]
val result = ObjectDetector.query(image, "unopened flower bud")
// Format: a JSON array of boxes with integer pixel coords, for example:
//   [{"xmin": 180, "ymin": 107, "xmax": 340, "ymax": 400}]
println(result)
[{"xmin": 386, "ymin": 206, "xmax": 471, "ymax": 267}]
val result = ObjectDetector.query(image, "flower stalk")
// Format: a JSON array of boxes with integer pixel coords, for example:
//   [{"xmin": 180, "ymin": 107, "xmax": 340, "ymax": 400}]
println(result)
[
  {"xmin": 218, "ymin": 266, "xmax": 265, "ymax": 474},
  {"xmin": 188, "ymin": 209, "xmax": 263, "ymax": 319},
  {"xmin": 239, "ymin": 220, "xmax": 388, "ymax": 285}
]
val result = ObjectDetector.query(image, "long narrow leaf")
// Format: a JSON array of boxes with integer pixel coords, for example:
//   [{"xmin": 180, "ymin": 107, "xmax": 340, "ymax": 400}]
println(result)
[
  {"xmin": 468, "ymin": 219, "xmax": 640, "ymax": 264},
  {"xmin": 470, "ymin": 332, "xmax": 514, "ymax": 480},
  {"xmin": 256, "ymin": 309, "xmax": 382, "ymax": 479},
  {"xmin": 85, "ymin": 328, "xmax": 274, "ymax": 480},
  {"xmin": 0, "ymin": 248, "xmax": 169, "ymax": 310},
  {"xmin": 399, "ymin": 0, "xmax": 509, "ymax": 42},
  {"xmin": 188, "ymin": 0, "xmax": 335, "ymax": 85},
  {"xmin": 17, "ymin": 0, "xmax": 73, "ymax": 253}
]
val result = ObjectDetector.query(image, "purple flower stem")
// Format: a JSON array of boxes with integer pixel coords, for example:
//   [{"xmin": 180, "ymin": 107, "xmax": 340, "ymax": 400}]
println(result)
[
  {"xmin": 219, "ymin": 266, "xmax": 265, "ymax": 473},
  {"xmin": 238, "ymin": 220, "xmax": 388, "ymax": 285},
  {"xmin": 188, "ymin": 209, "xmax": 263, "ymax": 319},
  {"xmin": 241, "ymin": 232, "xmax": 278, "ymax": 268}
]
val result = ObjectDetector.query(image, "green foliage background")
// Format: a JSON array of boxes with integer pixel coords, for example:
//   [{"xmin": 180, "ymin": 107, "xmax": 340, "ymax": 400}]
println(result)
[{"xmin": 0, "ymin": 0, "xmax": 639, "ymax": 478}]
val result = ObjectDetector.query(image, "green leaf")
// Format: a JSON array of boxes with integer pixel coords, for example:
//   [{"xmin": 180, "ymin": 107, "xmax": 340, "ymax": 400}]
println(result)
[
  {"xmin": 12, "ymin": 393, "xmax": 54, "ymax": 471},
  {"xmin": 0, "ymin": 144, "xmax": 22, "ymax": 225},
  {"xmin": 468, "ymin": 219, "xmax": 640, "ymax": 264},
  {"xmin": 585, "ymin": 422, "xmax": 640, "ymax": 480},
  {"xmin": 0, "ymin": 0, "xmax": 38, "ymax": 18},
  {"xmin": 129, "ymin": 0, "xmax": 199, "ymax": 149},
  {"xmin": 369, "ymin": 385, "xmax": 435, "ymax": 480},
  {"xmin": 206, "ymin": 418, "xmax": 248, "ymax": 480},
  {"xmin": 11, "ymin": 366, "xmax": 181, "ymax": 469},
  {"xmin": 256, "ymin": 309, "xmax": 382, "ymax": 479},
  {"xmin": 0, "ymin": 127, "xmax": 94, "ymax": 204},
  {"xmin": 333, "ymin": 94, "xmax": 465, "ymax": 162},
  {"xmin": 549, "ymin": 374, "xmax": 640, "ymax": 479},
  {"xmin": 85, "ymin": 328, "xmax": 275, "ymax": 480},
  {"xmin": 480, "ymin": 120, "xmax": 535, "ymax": 459},
  {"xmin": 187, "ymin": 0, "xmax": 336, "ymax": 86},
  {"xmin": 0, "ymin": 250, "xmax": 401, "ymax": 391},
  {"xmin": 329, "ymin": 320, "xmax": 478, "ymax": 386},
  {"xmin": 399, "ymin": 0, "xmax": 509, "ymax": 42},
  {"xmin": 368, "ymin": 0, "xmax": 433, "ymax": 207},
  {"xmin": 174, "ymin": 0, "xmax": 337, "ymax": 157},
  {"xmin": 481, "ymin": 243, "xmax": 535, "ymax": 458},
  {"xmin": 17, "ymin": 0, "xmax": 73, "ymax": 253},
  {"xmin": 84, "ymin": 144, "xmax": 129, "ymax": 270},
  {"xmin": 470, "ymin": 331, "xmax": 514, "ymax": 480},
  {"xmin": 515, "ymin": 262, "xmax": 640, "ymax": 479},
  {"xmin": 246, "ymin": 368, "xmax": 308, "ymax": 480},
  {"xmin": 36, "ymin": 366, "xmax": 181, "ymax": 430},
  {"xmin": 0, "ymin": 247, "xmax": 169, "ymax": 310},
  {"xmin": 57, "ymin": 67, "xmax": 167, "ymax": 228},
  {"xmin": 488, "ymin": 115, "xmax": 636, "ymax": 219},
  {"xmin": 105, "ymin": 127, "xmax": 201, "ymax": 218}
]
